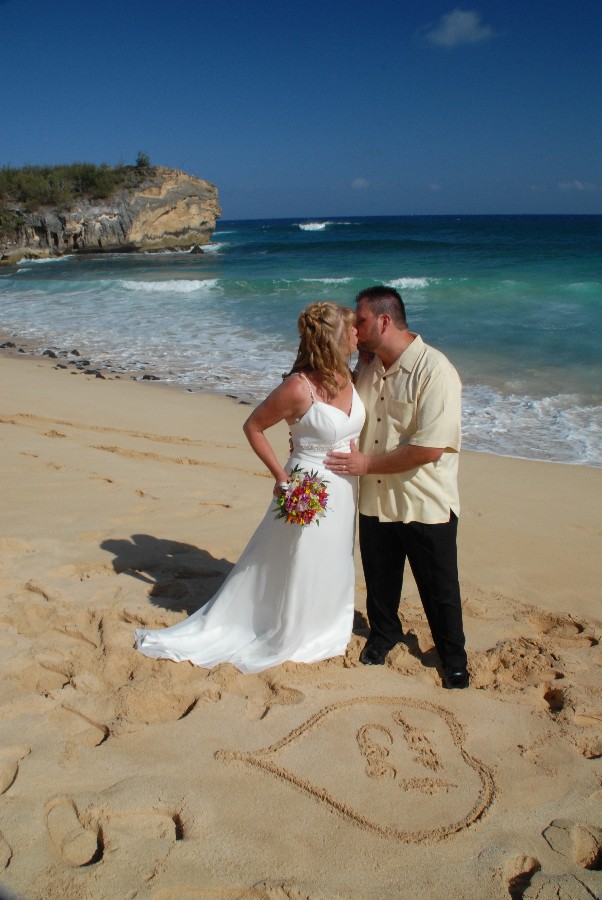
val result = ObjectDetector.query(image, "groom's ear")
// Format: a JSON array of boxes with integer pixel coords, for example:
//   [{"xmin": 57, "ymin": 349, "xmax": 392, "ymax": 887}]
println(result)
[{"xmin": 379, "ymin": 313, "xmax": 392, "ymax": 333}]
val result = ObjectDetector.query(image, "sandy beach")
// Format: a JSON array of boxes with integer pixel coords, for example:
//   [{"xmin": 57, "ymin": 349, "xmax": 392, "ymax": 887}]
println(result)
[{"xmin": 0, "ymin": 350, "xmax": 600, "ymax": 900}]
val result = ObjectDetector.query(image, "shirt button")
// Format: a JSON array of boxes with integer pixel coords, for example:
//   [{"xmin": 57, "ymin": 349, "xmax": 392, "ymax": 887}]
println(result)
[
  {"xmin": 377, "ymin": 417, "xmax": 381, "ymax": 422},
  {"xmin": 377, "ymin": 479, "xmax": 382, "ymax": 484},
  {"xmin": 375, "ymin": 440, "xmax": 379, "ymax": 444},
  {"xmin": 380, "ymin": 396, "xmax": 384, "ymax": 401}
]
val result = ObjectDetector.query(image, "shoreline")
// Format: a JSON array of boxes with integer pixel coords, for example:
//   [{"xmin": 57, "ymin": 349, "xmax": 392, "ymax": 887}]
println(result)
[
  {"xmin": 0, "ymin": 327, "xmax": 262, "ymax": 404},
  {"xmin": 2, "ymin": 328, "xmax": 600, "ymax": 470},
  {"xmin": 3, "ymin": 212, "xmax": 601, "ymax": 470},
  {"xmin": 1, "ymin": 337, "xmax": 601, "ymax": 899}
]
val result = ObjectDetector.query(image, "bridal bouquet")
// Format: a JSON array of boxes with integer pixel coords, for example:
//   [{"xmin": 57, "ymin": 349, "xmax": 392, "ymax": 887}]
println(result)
[{"xmin": 274, "ymin": 465, "xmax": 329, "ymax": 526}]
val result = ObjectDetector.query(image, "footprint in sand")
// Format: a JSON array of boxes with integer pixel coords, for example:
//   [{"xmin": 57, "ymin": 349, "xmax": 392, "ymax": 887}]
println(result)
[
  {"xmin": 539, "ymin": 681, "xmax": 602, "ymax": 759},
  {"xmin": 471, "ymin": 637, "xmax": 556, "ymax": 693},
  {"xmin": 579, "ymin": 734, "xmax": 602, "ymax": 759},
  {"xmin": 521, "ymin": 873, "xmax": 598, "ymax": 898},
  {"xmin": 503, "ymin": 852, "xmax": 600, "ymax": 898},
  {"xmin": 204, "ymin": 666, "xmax": 306, "ymax": 721},
  {"xmin": 0, "ymin": 829, "xmax": 12, "ymax": 868},
  {"xmin": 44, "ymin": 796, "xmax": 101, "ymax": 867},
  {"xmin": 503, "ymin": 854, "xmax": 541, "ymax": 899},
  {"xmin": 543, "ymin": 819, "xmax": 602, "ymax": 870},
  {"xmin": 54, "ymin": 701, "xmax": 110, "ymax": 749},
  {"xmin": 529, "ymin": 610, "xmax": 599, "ymax": 649},
  {"xmin": 79, "ymin": 789, "xmax": 186, "ymax": 885},
  {"xmin": 0, "ymin": 746, "xmax": 30, "ymax": 794},
  {"xmin": 501, "ymin": 821, "xmax": 602, "ymax": 900},
  {"xmin": 470, "ymin": 600, "xmax": 601, "ymax": 701}
]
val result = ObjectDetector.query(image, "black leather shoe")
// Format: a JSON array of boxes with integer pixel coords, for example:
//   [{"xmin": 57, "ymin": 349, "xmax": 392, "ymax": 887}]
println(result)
[
  {"xmin": 360, "ymin": 644, "xmax": 388, "ymax": 665},
  {"xmin": 444, "ymin": 668, "xmax": 470, "ymax": 689}
]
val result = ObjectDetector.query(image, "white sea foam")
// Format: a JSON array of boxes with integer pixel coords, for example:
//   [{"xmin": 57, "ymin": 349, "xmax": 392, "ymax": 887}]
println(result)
[
  {"xmin": 2, "ymin": 295, "xmax": 599, "ymax": 467},
  {"xmin": 118, "ymin": 279, "xmax": 219, "ymax": 293},
  {"xmin": 17, "ymin": 256, "xmax": 71, "ymax": 266},
  {"xmin": 567, "ymin": 281, "xmax": 600, "ymax": 292},
  {"xmin": 389, "ymin": 277, "xmax": 432, "ymax": 290},
  {"xmin": 144, "ymin": 248, "xmax": 193, "ymax": 255},
  {"xmin": 462, "ymin": 385, "xmax": 602, "ymax": 466},
  {"xmin": 302, "ymin": 277, "xmax": 353, "ymax": 284},
  {"xmin": 297, "ymin": 222, "xmax": 331, "ymax": 231},
  {"xmin": 2, "ymin": 216, "xmax": 600, "ymax": 468},
  {"xmin": 200, "ymin": 242, "xmax": 227, "ymax": 253}
]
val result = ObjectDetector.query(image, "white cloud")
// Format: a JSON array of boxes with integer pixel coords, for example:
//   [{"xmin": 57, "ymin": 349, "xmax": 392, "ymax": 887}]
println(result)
[
  {"xmin": 425, "ymin": 9, "xmax": 495, "ymax": 48},
  {"xmin": 558, "ymin": 179, "xmax": 598, "ymax": 192},
  {"xmin": 352, "ymin": 177, "xmax": 370, "ymax": 189}
]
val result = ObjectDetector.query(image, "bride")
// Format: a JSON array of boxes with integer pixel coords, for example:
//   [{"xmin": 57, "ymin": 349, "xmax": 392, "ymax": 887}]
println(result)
[{"xmin": 134, "ymin": 301, "xmax": 365, "ymax": 673}]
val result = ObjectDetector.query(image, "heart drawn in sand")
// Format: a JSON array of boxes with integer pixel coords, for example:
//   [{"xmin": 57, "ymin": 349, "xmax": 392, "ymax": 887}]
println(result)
[{"xmin": 216, "ymin": 695, "xmax": 496, "ymax": 843}]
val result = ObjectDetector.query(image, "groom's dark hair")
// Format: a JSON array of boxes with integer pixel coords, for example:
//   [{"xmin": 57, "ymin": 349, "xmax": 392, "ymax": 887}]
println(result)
[{"xmin": 355, "ymin": 285, "xmax": 407, "ymax": 329}]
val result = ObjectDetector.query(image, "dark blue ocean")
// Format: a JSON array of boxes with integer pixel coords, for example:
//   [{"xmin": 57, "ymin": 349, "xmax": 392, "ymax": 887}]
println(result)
[{"xmin": 1, "ymin": 215, "xmax": 600, "ymax": 466}]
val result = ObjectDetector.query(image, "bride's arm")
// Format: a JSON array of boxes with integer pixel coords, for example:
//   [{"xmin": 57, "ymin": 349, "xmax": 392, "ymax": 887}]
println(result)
[{"xmin": 243, "ymin": 376, "xmax": 307, "ymax": 489}]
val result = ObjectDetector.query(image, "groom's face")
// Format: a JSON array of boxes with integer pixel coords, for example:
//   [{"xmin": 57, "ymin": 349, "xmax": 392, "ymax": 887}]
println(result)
[{"xmin": 355, "ymin": 300, "xmax": 382, "ymax": 353}]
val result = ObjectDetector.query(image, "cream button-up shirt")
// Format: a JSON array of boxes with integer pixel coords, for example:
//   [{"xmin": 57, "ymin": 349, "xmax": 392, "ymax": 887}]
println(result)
[{"xmin": 355, "ymin": 335, "xmax": 462, "ymax": 524}]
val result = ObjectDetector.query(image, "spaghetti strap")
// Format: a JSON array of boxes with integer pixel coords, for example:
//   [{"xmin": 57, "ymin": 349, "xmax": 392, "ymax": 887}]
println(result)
[{"xmin": 297, "ymin": 371, "xmax": 316, "ymax": 403}]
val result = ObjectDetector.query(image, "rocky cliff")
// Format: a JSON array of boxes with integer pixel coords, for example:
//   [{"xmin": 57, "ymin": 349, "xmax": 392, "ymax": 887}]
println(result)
[{"xmin": 0, "ymin": 167, "xmax": 221, "ymax": 262}]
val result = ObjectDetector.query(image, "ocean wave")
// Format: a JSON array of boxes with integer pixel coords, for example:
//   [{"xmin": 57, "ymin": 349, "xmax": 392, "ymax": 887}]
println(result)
[
  {"xmin": 16, "ymin": 260, "xmax": 71, "ymax": 273},
  {"xmin": 3, "ymin": 215, "xmax": 600, "ymax": 468},
  {"xmin": 462, "ymin": 385, "xmax": 602, "ymax": 466},
  {"xmin": 118, "ymin": 279, "xmax": 219, "ymax": 293},
  {"xmin": 200, "ymin": 242, "xmax": 228, "ymax": 253},
  {"xmin": 17, "ymin": 256, "xmax": 72, "ymax": 266},
  {"xmin": 389, "ymin": 277, "xmax": 432, "ymax": 290},
  {"xmin": 297, "ymin": 222, "xmax": 332, "ymax": 231},
  {"xmin": 566, "ymin": 281, "xmax": 601, "ymax": 293},
  {"xmin": 301, "ymin": 277, "xmax": 353, "ymax": 284},
  {"xmin": 142, "ymin": 247, "xmax": 222, "ymax": 256}
]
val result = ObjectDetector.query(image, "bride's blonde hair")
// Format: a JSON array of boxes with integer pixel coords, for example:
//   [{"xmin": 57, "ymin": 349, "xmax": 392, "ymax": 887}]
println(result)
[{"xmin": 289, "ymin": 301, "xmax": 355, "ymax": 396}]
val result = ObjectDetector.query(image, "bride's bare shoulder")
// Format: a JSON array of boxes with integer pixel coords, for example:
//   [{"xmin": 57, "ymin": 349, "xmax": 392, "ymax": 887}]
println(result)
[{"xmin": 280, "ymin": 371, "xmax": 313, "ymax": 399}]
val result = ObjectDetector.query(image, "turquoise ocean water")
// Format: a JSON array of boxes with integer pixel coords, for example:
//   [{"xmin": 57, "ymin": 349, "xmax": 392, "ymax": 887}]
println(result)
[{"xmin": 1, "ymin": 215, "xmax": 600, "ymax": 466}]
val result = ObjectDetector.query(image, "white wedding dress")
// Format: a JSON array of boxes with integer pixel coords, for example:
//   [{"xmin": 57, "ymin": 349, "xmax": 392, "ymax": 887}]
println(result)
[{"xmin": 134, "ymin": 383, "xmax": 365, "ymax": 674}]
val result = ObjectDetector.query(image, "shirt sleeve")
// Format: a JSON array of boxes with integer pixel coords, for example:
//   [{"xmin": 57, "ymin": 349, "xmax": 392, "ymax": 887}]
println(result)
[{"xmin": 408, "ymin": 362, "xmax": 462, "ymax": 451}]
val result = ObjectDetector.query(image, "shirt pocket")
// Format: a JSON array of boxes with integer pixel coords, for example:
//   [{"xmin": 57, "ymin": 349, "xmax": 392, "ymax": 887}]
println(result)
[{"xmin": 387, "ymin": 398, "xmax": 416, "ymax": 442}]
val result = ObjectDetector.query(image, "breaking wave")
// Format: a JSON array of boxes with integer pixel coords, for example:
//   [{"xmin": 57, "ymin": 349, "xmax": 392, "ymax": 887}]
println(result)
[{"xmin": 118, "ymin": 279, "xmax": 219, "ymax": 293}]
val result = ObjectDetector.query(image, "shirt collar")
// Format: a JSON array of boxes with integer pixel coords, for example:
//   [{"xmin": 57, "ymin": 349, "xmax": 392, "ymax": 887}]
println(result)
[{"xmin": 372, "ymin": 334, "xmax": 424, "ymax": 377}]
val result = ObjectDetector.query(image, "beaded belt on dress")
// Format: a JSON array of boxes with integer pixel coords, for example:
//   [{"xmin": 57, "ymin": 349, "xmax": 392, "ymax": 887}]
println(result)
[{"xmin": 294, "ymin": 437, "xmax": 354, "ymax": 453}]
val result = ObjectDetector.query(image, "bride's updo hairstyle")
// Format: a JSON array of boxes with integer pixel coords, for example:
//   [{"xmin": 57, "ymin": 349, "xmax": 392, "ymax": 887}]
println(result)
[{"xmin": 290, "ymin": 301, "xmax": 354, "ymax": 396}]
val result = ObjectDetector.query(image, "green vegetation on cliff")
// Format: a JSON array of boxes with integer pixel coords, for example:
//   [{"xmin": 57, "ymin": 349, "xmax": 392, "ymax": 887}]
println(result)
[
  {"xmin": 0, "ymin": 159, "xmax": 151, "ymax": 240},
  {"xmin": 0, "ymin": 161, "xmax": 150, "ymax": 209}
]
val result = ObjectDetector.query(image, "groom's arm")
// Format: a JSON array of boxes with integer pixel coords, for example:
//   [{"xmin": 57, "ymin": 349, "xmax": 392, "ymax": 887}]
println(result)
[{"xmin": 325, "ymin": 439, "xmax": 445, "ymax": 477}]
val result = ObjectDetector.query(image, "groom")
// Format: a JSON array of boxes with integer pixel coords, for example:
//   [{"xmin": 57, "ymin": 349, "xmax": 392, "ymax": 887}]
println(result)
[{"xmin": 326, "ymin": 285, "xmax": 468, "ymax": 689}]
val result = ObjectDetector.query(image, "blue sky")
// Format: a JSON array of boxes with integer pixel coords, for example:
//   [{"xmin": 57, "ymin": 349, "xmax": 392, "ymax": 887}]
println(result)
[{"xmin": 0, "ymin": 0, "xmax": 600, "ymax": 218}]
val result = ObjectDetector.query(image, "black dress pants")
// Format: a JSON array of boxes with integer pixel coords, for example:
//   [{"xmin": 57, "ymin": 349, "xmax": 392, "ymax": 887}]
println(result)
[{"xmin": 359, "ymin": 512, "xmax": 467, "ymax": 672}]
